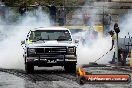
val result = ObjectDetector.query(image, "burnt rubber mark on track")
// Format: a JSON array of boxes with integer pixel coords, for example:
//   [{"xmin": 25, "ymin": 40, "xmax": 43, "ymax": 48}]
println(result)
[
  {"xmin": 0, "ymin": 67, "xmax": 130, "ymax": 83},
  {"xmin": 0, "ymin": 68, "xmax": 77, "ymax": 82},
  {"xmin": 0, "ymin": 69, "xmax": 37, "ymax": 82},
  {"xmin": 33, "ymin": 70, "xmax": 77, "ymax": 81},
  {"xmin": 55, "ymin": 73, "xmax": 77, "ymax": 81}
]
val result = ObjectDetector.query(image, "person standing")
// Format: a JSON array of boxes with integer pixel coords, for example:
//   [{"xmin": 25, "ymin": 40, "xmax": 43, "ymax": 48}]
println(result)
[
  {"xmin": 58, "ymin": 4, "xmax": 65, "ymax": 26},
  {"xmin": 46, "ymin": 2, "xmax": 57, "ymax": 24},
  {"xmin": 33, "ymin": 1, "xmax": 42, "ymax": 20},
  {"xmin": 109, "ymin": 30, "xmax": 117, "ymax": 64},
  {"xmin": 19, "ymin": 2, "xmax": 27, "ymax": 16},
  {"xmin": 109, "ymin": 30, "xmax": 116, "ymax": 51},
  {"xmin": 118, "ymin": 48, "xmax": 126, "ymax": 66},
  {"xmin": 82, "ymin": 10, "xmax": 90, "ymax": 26},
  {"xmin": 104, "ymin": 14, "xmax": 112, "ymax": 36},
  {"xmin": 33, "ymin": 2, "xmax": 39, "ymax": 16},
  {"xmin": 34, "ymin": 1, "xmax": 39, "ymax": 10}
]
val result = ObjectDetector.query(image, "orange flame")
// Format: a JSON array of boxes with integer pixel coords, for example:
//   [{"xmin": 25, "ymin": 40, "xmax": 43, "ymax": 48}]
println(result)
[{"xmin": 78, "ymin": 67, "xmax": 86, "ymax": 76}]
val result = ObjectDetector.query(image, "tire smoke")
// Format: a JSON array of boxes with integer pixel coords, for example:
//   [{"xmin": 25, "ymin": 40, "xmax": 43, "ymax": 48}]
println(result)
[
  {"xmin": 0, "ymin": 2, "xmax": 131, "ymax": 70},
  {"xmin": 0, "ymin": 6, "xmax": 50, "ymax": 69}
]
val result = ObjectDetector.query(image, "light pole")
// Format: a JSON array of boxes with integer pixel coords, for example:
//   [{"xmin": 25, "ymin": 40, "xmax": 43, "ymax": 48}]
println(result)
[{"xmin": 114, "ymin": 23, "xmax": 120, "ymax": 65}]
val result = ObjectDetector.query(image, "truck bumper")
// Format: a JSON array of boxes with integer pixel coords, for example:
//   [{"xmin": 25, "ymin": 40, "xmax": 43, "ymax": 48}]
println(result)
[{"xmin": 26, "ymin": 55, "xmax": 77, "ymax": 66}]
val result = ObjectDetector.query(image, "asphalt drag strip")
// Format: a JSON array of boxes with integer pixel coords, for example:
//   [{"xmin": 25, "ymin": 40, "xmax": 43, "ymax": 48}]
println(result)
[{"xmin": 0, "ymin": 67, "xmax": 132, "ymax": 88}]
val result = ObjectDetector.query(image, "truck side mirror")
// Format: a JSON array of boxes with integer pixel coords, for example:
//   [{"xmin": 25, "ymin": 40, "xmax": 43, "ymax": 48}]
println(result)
[{"xmin": 21, "ymin": 40, "xmax": 25, "ymax": 45}]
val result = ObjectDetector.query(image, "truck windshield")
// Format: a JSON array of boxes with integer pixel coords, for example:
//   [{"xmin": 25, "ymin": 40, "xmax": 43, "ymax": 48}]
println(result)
[{"xmin": 29, "ymin": 30, "xmax": 72, "ymax": 41}]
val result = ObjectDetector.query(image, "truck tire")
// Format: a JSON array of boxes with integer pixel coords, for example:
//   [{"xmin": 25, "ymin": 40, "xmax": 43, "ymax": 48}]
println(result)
[
  {"xmin": 25, "ymin": 63, "xmax": 34, "ymax": 73},
  {"xmin": 64, "ymin": 64, "xmax": 76, "ymax": 73},
  {"xmin": 78, "ymin": 76, "xmax": 87, "ymax": 85}
]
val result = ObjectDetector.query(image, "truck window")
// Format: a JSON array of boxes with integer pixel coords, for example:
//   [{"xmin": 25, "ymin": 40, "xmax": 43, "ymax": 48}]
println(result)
[{"xmin": 29, "ymin": 30, "xmax": 72, "ymax": 41}]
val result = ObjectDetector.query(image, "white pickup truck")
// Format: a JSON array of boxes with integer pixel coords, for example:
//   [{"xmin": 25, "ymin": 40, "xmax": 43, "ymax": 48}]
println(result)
[{"xmin": 21, "ymin": 27, "xmax": 77, "ymax": 73}]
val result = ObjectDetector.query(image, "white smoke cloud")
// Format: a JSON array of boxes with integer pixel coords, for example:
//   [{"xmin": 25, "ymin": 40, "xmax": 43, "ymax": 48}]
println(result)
[
  {"xmin": 76, "ymin": 4, "xmax": 132, "ymax": 66},
  {"xmin": 70, "ymin": 1, "xmax": 113, "ymax": 66},
  {"xmin": 0, "ymin": 6, "xmax": 51, "ymax": 69},
  {"xmin": 119, "ymin": 11, "xmax": 132, "ymax": 38},
  {"xmin": 1, "ymin": 1, "xmax": 132, "ymax": 70},
  {"xmin": 76, "ymin": 36, "xmax": 113, "ymax": 66}
]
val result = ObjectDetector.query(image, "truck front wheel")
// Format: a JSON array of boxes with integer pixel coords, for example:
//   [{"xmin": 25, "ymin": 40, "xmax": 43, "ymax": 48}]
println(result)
[
  {"xmin": 64, "ymin": 63, "xmax": 76, "ymax": 73},
  {"xmin": 25, "ymin": 63, "xmax": 34, "ymax": 73}
]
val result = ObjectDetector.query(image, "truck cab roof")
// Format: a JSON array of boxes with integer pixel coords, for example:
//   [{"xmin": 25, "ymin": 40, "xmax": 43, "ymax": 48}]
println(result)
[{"xmin": 32, "ymin": 27, "xmax": 69, "ymax": 31}]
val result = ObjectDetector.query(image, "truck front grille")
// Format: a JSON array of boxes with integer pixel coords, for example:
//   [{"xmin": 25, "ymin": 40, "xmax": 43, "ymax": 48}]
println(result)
[{"xmin": 36, "ymin": 47, "xmax": 67, "ymax": 55}]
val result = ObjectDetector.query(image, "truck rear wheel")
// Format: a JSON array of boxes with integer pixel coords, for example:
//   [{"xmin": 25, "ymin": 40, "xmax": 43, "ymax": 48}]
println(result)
[
  {"xmin": 25, "ymin": 63, "xmax": 34, "ymax": 73},
  {"xmin": 64, "ymin": 64, "xmax": 76, "ymax": 73}
]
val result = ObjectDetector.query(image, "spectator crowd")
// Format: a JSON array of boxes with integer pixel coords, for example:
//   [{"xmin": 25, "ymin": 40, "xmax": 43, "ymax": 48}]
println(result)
[{"xmin": 18, "ymin": 1, "xmax": 66, "ymax": 26}]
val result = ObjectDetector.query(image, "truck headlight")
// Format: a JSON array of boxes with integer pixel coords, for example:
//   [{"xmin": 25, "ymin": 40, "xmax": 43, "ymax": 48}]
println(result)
[
  {"xmin": 68, "ymin": 47, "xmax": 75, "ymax": 52},
  {"xmin": 28, "ymin": 48, "xmax": 36, "ymax": 55}
]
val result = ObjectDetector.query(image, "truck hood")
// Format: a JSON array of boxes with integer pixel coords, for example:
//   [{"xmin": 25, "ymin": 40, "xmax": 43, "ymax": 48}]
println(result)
[{"xmin": 27, "ymin": 40, "xmax": 76, "ymax": 48}]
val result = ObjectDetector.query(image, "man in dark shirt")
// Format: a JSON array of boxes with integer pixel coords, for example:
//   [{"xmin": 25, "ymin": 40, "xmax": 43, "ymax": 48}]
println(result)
[
  {"xmin": 19, "ymin": 2, "xmax": 27, "ymax": 16},
  {"xmin": 58, "ymin": 4, "xmax": 65, "ymax": 26},
  {"xmin": 46, "ymin": 2, "xmax": 56, "ymax": 23}
]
